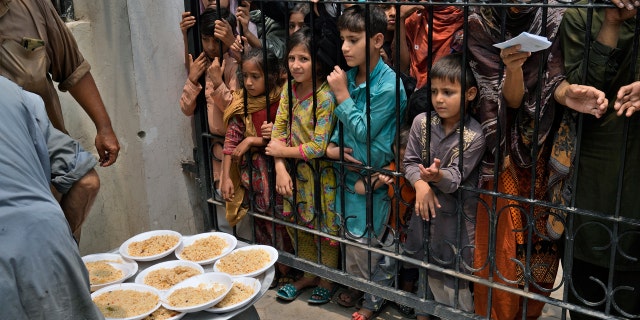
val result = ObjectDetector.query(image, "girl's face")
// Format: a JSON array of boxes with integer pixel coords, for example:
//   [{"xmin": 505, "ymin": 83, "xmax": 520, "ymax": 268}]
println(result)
[
  {"xmin": 242, "ymin": 59, "xmax": 266, "ymax": 97},
  {"xmin": 289, "ymin": 12, "xmax": 306, "ymax": 36},
  {"xmin": 287, "ymin": 44, "xmax": 313, "ymax": 85}
]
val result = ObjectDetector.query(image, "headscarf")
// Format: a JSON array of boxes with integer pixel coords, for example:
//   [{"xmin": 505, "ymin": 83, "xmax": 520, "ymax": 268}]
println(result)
[{"xmin": 467, "ymin": 3, "xmax": 566, "ymax": 182}]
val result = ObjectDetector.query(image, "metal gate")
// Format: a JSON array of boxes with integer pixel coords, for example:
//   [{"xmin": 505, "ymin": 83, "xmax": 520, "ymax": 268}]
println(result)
[{"xmin": 184, "ymin": 1, "xmax": 640, "ymax": 319}]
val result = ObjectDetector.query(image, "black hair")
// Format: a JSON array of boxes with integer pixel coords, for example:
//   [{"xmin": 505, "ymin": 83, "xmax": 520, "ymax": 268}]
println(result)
[
  {"xmin": 430, "ymin": 53, "xmax": 477, "ymax": 91},
  {"xmin": 200, "ymin": 7, "xmax": 237, "ymax": 37},
  {"xmin": 337, "ymin": 5, "xmax": 387, "ymax": 37},
  {"xmin": 285, "ymin": 27, "xmax": 335, "ymax": 81},
  {"xmin": 241, "ymin": 47, "xmax": 285, "ymax": 95}
]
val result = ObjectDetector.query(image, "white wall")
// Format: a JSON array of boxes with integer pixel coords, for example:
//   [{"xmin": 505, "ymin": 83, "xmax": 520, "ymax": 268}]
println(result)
[{"xmin": 58, "ymin": 0, "xmax": 206, "ymax": 254}]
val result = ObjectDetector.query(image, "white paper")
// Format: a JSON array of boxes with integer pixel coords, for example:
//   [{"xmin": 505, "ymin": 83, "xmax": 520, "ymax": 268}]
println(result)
[{"xmin": 493, "ymin": 32, "xmax": 552, "ymax": 53}]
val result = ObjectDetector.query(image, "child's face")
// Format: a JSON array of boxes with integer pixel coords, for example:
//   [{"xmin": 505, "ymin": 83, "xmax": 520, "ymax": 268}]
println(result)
[
  {"xmin": 431, "ymin": 77, "xmax": 466, "ymax": 123},
  {"xmin": 242, "ymin": 59, "xmax": 266, "ymax": 97},
  {"xmin": 201, "ymin": 0, "xmax": 229, "ymax": 9},
  {"xmin": 287, "ymin": 44, "xmax": 313, "ymax": 85},
  {"xmin": 340, "ymin": 30, "xmax": 367, "ymax": 68},
  {"xmin": 201, "ymin": 35, "xmax": 221, "ymax": 60},
  {"xmin": 289, "ymin": 12, "xmax": 306, "ymax": 36}
]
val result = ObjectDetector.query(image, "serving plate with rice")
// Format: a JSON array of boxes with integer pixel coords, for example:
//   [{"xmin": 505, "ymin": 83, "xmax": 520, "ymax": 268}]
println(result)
[
  {"xmin": 174, "ymin": 232, "xmax": 237, "ymax": 265},
  {"xmin": 119, "ymin": 230, "xmax": 182, "ymax": 262},
  {"xmin": 205, "ymin": 277, "xmax": 261, "ymax": 314},
  {"xmin": 134, "ymin": 260, "xmax": 204, "ymax": 292},
  {"xmin": 82, "ymin": 253, "xmax": 138, "ymax": 292},
  {"xmin": 91, "ymin": 283, "xmax": 161, "ymax": 320},
  {"xmin": 141, "ymin": 306, "xmax": 184, "ymax": 320},
  {"xmin": 161, "ymin": 272, "xmax": 233, "ymax": 313},
  {"xmin": 212, "ymin": 245, "xmax": 278, "ymax": 278}
]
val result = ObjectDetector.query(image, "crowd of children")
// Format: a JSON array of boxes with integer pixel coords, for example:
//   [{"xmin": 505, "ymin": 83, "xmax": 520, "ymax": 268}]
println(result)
[{"xmin": 177, "ymin": 0, "xmax": 639, "ymax": 319}]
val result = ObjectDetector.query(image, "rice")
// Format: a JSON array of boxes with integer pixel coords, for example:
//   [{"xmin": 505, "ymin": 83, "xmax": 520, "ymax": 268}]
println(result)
[
  {"xmin": 216, "ymin": 249, "xmax": 271, "ymax": 275},
  {"xmin": 85, "ymin": 261, "xmax": 124, "ymax": 285},
  {"xmin": 128, "ymin": 235, "xmax": 180, "ymax": 257},
  {"xmin": 179, "ymin": 235, "xmax": 227, "ymax": 262},
  {"xmin": 144, "ymin": 266, "xmax": 202, "ymax": 290},
  {"xmin": 143, "ymin": 306, "xmax": 180, "ymax": 320},
  {"xmin": 215, "ymin": 282, "xmax": 254, "ymax": 308},
  {"xmin": 93, "ymin": 289, "xmax": 159, "ymax": 318},
  {"xmin": 167, "ymin": 283, "xmax": 227, "ymax": 307}
]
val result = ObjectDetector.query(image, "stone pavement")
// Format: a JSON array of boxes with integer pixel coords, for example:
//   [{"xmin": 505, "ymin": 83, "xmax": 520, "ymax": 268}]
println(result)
[{"xmin": 254, "ymin": 265, "xmax": 568, "ymax": 320}]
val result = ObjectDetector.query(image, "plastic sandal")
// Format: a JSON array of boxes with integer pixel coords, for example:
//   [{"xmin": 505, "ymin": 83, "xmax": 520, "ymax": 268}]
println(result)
[
  {"xmin": 307, "ymin": 286, "xmax": 333, "ymax": 304},
  {"xmin": 276, "ymin": 283, "xmax": 302, "ymax": 301}
]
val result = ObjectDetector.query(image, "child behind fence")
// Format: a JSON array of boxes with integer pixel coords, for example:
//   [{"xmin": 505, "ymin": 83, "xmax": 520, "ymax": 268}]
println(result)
[{"xmin": 403, "ymin": 53, "xmax": 485, "ymax": 318}]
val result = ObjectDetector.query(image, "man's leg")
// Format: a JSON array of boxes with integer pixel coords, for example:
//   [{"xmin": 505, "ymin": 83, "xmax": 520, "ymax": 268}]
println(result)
[{"xmin": 60, "ymin": 169, "xmax": 100, "ymax": 241}]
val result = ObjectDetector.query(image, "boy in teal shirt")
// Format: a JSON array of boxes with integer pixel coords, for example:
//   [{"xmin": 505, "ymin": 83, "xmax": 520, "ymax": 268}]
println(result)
[{"xmin": 326, "ymin": 4, "xmax": 407, "ymax": 314}]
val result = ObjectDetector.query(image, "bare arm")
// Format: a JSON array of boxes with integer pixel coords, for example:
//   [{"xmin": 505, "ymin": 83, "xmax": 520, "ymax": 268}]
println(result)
[{"xmin": 68, "ymin": 72, "xmax": 120, "ymax": 166}]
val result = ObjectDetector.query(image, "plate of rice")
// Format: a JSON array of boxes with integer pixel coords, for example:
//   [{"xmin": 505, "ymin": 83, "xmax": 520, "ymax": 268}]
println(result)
[
  {"xmin": 161, "ymin": 272, "xmax": 233, "ymax": 313},
  {"xmin": 212, "ymin": 245, "xmax": 278, "ymax": 278},
  {"xmin": 134, "ymin": 260, "xmax": 204, "ymax": 292},
  {"xmin": 119, "ymin": 230, "xmax": 182, "ymax": 262},
  {"xmin": 205, "ymin": 277, "xmax": 261, "ymax": 314},
  {"xmin": 141, "ymin": 306, "xmax": 184, "ymax": 320},
  {"xmin": 174, "ymin": 232, "xmax": 237, "ymax": 265},
  {"xmin": 91, "ymin": 283, "xmax": 161, "ymax": 320},
  {"xmin": 82, "ymin": 253, "xmax": 138, "ymax": 292}
]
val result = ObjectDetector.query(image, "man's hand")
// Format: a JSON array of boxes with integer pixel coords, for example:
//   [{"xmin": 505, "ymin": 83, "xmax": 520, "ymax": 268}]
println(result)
[{"xmin": 96, "ymin": 129, "xmax": 120, "ymax": 167}]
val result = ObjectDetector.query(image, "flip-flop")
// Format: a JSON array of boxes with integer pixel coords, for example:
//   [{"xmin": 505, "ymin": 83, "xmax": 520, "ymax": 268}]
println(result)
[
  {"xmin": 276, "ymin": 283, "xmax": 303, "ymax": 301},
  {"xmin": 333, "ymin": 287, "xmax": 364, "ymax": 308}
]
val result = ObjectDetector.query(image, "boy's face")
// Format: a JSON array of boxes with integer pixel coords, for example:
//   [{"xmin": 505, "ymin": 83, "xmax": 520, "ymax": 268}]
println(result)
[
  {"xmin": 430, "ymin": 77, "xmax": 476, "ymax": 123},
  {"xmin": 201, "ymin": 35, "xmax": 221, "ymax": 60},
  {"xmin": 340, "ymin": 30, "xmax": 367, "ymax": 68},
  {"xmin": 289, "ymin": 12, "xmax": 306, "ymax": 36}
]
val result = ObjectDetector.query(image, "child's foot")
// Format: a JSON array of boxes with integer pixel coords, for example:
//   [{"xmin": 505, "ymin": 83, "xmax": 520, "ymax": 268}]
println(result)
[
  {"xmin": 333, "ymin": 287, "xmax": 364, "ymax": 308},
  {"xmin": 352, "ymin": 308, "xmax": 376, "ymax": 320}
]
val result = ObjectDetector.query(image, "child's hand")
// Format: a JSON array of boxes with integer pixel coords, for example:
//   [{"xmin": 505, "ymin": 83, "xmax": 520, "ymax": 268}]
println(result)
[
  {"xmin": 419, "ymin": 158, "xmax": 441, "ymax": 183},
  {"xmin": 236, "ymin": 1, "xmax": 251, "ymax": 29},
  {"xmin": 327, "ymin": 66, "xmax": 350, "ymax": 104},
  {"xmin": 275, "ymin": 169, "xmax": 294, "ymax": 197},
  {"xmin": 415, "ymin": 180, "xmax": 440, "ymax": 221},
  {"xmin": 265, "ymin": 139, "xmax": 286, "ymax": 157},
  {"xmin": 326, "ymin": 143, "xmax": 362, "ymax": 164},
  {"xmin": 188, "ymin": 53, "xmax": 208, "ymax": 84},
  {"xmin": 180, "ymin": 12, "xmax": 195, "ymax": 35},
  {"xmin": 214, "ymin": 19, "xmax": 236, "ymax": 48},
  {"xmin": 220, "ymin": 177, "xmax": 235, "ymax": 201},
  {"xmin": 208, "ymin": 57, "xmax": 225, "ymax": 89},
  {"xmin": 230, "ymin": 35, "xmax": 246, "ymax": 59},
  {"xmin": 378, "ymin": 173, "xmax": 395, "ymax": 186},
  {"xmin": 260, "ymin": 121, "xmax": 273, "ymax": 140},
  {"xmin": 231, "ymin": 139, "xmax": 253, "ymax": 163}
]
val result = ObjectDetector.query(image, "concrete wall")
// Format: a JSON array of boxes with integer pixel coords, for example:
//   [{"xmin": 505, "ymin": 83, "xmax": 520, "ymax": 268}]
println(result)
[{"xmin": 58, "ymin": 0, "xmax": 206, "ymax": 255}]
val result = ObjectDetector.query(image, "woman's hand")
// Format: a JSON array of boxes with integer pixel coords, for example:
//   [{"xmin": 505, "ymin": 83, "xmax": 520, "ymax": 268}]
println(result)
[
  {"xmin": 500, "ymin": 45, "xmax": 531, "ymax": 71},
  {"xmin": 615, "ymin": 81, "xmax": 640, "ymax": 117}
]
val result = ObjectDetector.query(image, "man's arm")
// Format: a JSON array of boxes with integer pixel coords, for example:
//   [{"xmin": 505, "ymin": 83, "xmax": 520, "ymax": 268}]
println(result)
[{"xmin": 68, "ymin": 72, "xmax": 120, "ymax": 167}]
